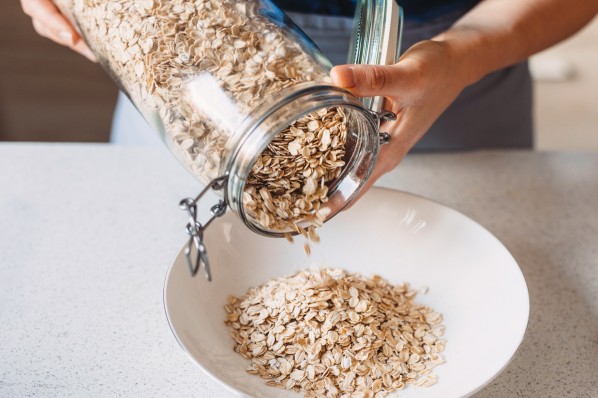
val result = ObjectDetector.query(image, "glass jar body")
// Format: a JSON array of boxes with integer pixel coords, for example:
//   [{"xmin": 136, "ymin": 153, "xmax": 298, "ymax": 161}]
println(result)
[
  {"xmin": 56, "ymin": 0, "xmax": 384, "ymax": 235},
  {"xmin": 57, "ymin": 0, "xmax": 335, "ymax": 185}
]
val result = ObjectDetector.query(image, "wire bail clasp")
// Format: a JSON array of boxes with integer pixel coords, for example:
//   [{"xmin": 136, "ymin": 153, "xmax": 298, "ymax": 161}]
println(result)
[
  {"xmin": 369, "ymin": 109, "xmax": 396, "ymax": 146},
  {"xmin": 179, "ymin": 174, "xmax": 228, "ymax": 281}
]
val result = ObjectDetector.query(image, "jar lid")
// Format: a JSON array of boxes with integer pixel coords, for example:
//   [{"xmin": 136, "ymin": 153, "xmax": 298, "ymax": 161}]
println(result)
[{"xmin": 348, "ymin": 0, "xmax": 404, "ymax": 112}]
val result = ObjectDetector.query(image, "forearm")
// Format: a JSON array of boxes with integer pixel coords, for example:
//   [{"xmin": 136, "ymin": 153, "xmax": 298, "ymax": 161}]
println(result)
[{"xmin": 434, "ymin": 0, "xmax": 598, "ymax": 86}]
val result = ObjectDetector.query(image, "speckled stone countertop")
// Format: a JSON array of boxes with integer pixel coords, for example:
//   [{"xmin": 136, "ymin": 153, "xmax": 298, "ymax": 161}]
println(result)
[{"xmin": 1, "ymin": 144, "xmax": 596, "ymax": 397}]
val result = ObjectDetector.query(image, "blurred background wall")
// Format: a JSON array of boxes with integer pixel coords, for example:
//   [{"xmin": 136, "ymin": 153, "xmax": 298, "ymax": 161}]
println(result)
[
  {"xmin": 0, "ymin": 1, "xmax": 117, "ymax": 142},
  {"xmin": 530, "ymin": 18, "xmax": 598, "ymax": 151},
  {"xmin": 0, "ymin": 2, "xmax": 596, "ymax": 147}
]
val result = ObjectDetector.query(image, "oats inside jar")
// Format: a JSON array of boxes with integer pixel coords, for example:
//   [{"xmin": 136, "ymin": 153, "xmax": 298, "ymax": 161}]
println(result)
[
  {"xmin": 243, "ymin": 107, "xmax": 347, "ymax": 234},
  {"xmin": 57, "ymin": 0, "xmax": 335, "ymax": 185}
]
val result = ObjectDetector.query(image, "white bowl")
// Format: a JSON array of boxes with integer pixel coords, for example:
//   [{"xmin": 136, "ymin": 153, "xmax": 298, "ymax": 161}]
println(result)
[{"xmin": 164, "ymin": 188, "xmax": 529, "ymax": 398}]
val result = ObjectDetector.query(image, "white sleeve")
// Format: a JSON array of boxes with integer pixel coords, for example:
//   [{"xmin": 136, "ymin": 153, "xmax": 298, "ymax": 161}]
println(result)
[{"xmin": 110, "ymin": 92, "xmax": 163, "ymax": 146}]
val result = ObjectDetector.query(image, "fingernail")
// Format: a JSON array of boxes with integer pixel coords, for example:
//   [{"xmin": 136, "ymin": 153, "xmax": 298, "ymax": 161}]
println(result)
[
  {"xmin": 334, "ymin": 66, "xmax": 356, "ymax": 89},
  {"xmin": 58, "ymin": 30, "xmax": 73, "ymax": 44}
]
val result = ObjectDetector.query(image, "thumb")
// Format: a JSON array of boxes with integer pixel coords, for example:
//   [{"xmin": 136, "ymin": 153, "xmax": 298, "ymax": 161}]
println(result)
[{"xmin": 331, "ymin": 64, "xmax": 401, "ymax": 98}]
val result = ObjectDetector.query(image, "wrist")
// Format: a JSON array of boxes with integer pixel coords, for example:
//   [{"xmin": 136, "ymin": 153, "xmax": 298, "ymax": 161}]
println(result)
[{"xmin": 432, "ymin": 27, "xmax": 494, "ymax": 87}]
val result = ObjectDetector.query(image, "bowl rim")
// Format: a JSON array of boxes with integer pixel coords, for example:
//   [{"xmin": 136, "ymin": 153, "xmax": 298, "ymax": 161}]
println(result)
[{"xmin": 163, "ymin": 261, "xmax": 251, "ymax": 397}]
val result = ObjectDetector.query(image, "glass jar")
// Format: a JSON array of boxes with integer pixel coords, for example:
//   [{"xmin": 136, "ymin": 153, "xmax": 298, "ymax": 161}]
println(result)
[{"xmin": 56, "ymin": 0, "xmax": 403, "ymax": 277}]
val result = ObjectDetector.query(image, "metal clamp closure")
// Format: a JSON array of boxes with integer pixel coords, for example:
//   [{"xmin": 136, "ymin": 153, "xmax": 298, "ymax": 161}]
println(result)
[
  {"xmin": 369, "ymin": 109, "xmax": 396, "ymax": 146},
  {"xmin": 179, "ymin": 174, "xmax": 228, "ymax": 281}
]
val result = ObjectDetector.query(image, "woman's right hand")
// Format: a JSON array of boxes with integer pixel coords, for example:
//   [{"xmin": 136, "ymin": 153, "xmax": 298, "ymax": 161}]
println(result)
[{"xmin": 20, "ymin": 0, "xmax": 96, "ymax": 61}]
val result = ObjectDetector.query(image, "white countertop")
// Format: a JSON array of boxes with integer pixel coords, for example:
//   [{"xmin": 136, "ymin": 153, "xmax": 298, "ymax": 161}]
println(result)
[{"xmin": 1, "ymin": 143, "xmax": 596, "ymax": 397}]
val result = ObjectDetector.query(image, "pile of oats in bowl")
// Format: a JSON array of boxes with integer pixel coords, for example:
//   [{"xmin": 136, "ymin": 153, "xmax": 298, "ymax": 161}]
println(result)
[
  {"xmin": 58, "ymin": 0, "xmax": 348, "ymax": 233},
  {"xmin": 225, "ymin": 268, "xmax": 446, "ymax": 397}
]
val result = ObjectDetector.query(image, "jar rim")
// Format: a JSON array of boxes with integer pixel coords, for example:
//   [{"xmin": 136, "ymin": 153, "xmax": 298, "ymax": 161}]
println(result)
[{"xmin": 222, "ymin": 82, "xmax": 380, "ymax": 237}]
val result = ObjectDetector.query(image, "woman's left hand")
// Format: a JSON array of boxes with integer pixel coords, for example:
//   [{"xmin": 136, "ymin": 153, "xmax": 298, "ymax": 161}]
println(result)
[
  {"xmin": 331, "ymin": 39, "xmax": 471, "ymax": 198},
  {"xmin": 20, "ymin": 0, "xmax": 96, "ymax": 61}
]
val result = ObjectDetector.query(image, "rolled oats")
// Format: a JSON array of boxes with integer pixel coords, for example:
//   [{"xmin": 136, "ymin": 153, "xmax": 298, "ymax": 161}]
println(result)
[{"xmin": 225, "ymin": 268, "xmax": 446, "ymax": 397}]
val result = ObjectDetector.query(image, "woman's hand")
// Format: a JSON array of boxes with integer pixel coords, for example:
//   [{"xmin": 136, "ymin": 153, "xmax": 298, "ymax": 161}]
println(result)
[
  {"xmin": 20, "ymin": 0, "xmax": 96, "ymax": 61},
  {"xmin": 332, "ymin": 0, "xmax": 597, "ymax": 202},
  {"xmin": 331, "ymin": 39, "xmax": 471, "ymax": 197}
]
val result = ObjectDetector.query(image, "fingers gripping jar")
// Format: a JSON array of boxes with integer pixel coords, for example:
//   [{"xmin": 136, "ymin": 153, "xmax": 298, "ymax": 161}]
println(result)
[{"xmin": 56, "ymin": 0, "xmax": 403, "ymax": 279}]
